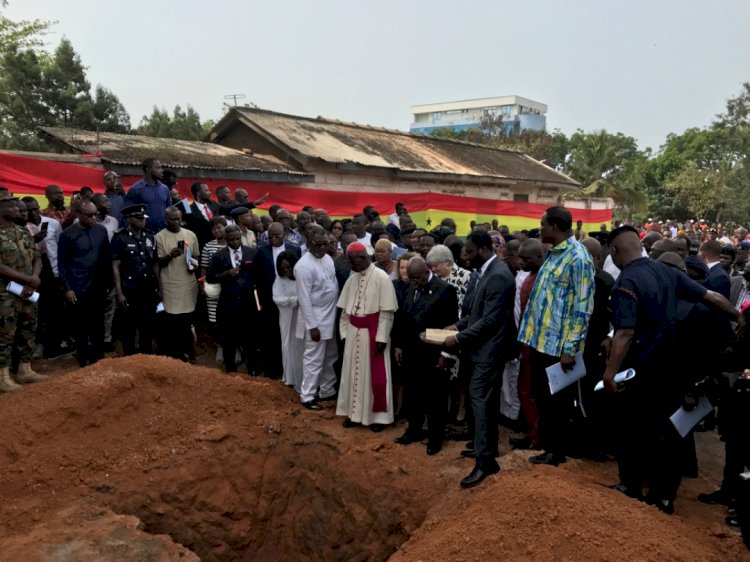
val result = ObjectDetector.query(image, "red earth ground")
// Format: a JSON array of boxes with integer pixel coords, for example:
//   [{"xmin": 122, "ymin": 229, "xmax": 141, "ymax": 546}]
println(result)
[{"xmin": 0, "ymin": 354, "xmax": 747, "ymax": 561}]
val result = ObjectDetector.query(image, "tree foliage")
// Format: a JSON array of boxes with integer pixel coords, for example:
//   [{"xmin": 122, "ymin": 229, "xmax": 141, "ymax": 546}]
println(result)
[
  {"xmin": 0, "ymin": 18, "xmax": 131, "ymax": 150},
  {"xmin": 137, "ymin": 104, "xmax": 213, "ymax": 141}
]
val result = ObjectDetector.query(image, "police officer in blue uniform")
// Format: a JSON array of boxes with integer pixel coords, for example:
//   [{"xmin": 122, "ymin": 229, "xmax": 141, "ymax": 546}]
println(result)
[{"xmin": 111, "ymin": 204, "xmax": 159, "ymax": 355}]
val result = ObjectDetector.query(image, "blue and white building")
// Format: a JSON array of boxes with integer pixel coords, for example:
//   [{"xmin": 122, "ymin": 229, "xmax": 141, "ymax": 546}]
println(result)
[{"xmin": 409, "ymin": 95, "xmax": 547, "ymax": 136}]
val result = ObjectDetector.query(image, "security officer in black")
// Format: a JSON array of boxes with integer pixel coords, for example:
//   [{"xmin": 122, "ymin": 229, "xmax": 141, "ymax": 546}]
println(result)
[{"xmin": 111, "ymin": 204, "xmax": 159, "ymax": 355}]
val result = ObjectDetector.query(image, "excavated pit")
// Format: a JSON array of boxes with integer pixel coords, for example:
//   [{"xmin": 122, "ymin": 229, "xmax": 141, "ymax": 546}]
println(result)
[{"xmin": 0, "ymin": 356, "xmax": 748, "ymax": 561}]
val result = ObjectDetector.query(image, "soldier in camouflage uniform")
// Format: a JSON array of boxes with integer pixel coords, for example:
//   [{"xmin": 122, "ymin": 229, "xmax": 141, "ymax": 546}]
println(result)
[{"xmin": 0, "ymin": 191, "xmax": 45, "ymax": 392}]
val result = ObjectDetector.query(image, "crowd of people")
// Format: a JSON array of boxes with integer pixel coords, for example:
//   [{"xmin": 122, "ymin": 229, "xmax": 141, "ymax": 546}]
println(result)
[{"xmin": 0, "ymin": 158, "xmax": 748, "ymax": 532}]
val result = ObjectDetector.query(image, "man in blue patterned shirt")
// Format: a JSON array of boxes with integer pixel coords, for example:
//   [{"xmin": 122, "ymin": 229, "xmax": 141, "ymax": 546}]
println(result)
[{"xmin": 518, "ymin": 206, "xmax": 595, "ymax": 466}]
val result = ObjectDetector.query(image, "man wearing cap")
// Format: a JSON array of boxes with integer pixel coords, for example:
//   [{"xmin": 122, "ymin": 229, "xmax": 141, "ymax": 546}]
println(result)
[
  {"xmin": 602, "ymin": 225, "xmax": 743, "ymax": 514},
  {"xmin": 111, "ymin": 204, "xmax": 160, "ymax": 355},
  {"xmin": 231, "ymin": 207, "xmax": 257, "ymax": 248},
  {"xmin": 0, "ymin": 192, "xmax": 45, "ymax": 391},
  {"xmin": 336, "ymin": 241, "xmax": 398, "ymax": 431}
]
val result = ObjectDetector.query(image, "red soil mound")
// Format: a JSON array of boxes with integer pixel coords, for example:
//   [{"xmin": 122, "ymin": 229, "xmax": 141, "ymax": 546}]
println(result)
[{"xmin": 0, "ymin": 356, "xmax": 746, "ymax": 561}]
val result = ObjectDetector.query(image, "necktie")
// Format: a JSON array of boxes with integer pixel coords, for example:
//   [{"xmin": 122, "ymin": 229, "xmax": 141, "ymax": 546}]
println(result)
[
  {"xmin": 234, "ymin": 250, "xmax": 241, "ymax": 268},
  {"xmin": 204, "ymin": 205, "xmax": 212, "ymax": 220}
]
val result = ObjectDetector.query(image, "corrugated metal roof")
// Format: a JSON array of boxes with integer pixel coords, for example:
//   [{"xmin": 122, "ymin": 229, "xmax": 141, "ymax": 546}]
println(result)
[
  {"xmin": 220, "ymin": 107, "xmax": 578, "ymax": 188},
  {"xmin": 38, "ymin": 127, "xmax": 307, "ymax": 175}
]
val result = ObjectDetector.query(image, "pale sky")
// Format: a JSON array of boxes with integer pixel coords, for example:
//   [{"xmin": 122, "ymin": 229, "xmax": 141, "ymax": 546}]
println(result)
[{"xmin": 5, "ymin": 0, "xmax": 750, "ymax": 151}]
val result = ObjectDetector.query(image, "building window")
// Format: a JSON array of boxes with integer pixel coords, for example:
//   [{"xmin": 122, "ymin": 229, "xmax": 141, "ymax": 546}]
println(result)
[
  {"xmin": 513, "ymin": 193, "xmax": 529, "ymax": 202},
  {"xmin": 501, "ymin": 105, "xmax": 511, "ymax": 115},
  {"xmin": 432, "ymin": 112, "xmax": 441, "ymax": 121}
]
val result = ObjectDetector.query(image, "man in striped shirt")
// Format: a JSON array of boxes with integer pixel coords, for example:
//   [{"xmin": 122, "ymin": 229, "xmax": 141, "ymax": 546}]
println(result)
[{"xmin": 518, "ymin": 206, "xmax": 595, "ymax": 466}]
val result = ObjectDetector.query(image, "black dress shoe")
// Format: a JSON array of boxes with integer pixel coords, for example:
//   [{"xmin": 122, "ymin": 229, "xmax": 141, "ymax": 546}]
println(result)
[
  {"xmin": 302, "ymin": 401, "xmax": 322, "ymax": 411},
  {"xmin": 510, "ymin": 435, "xmax": 541, "ymax": 450},
  {"xmin": 369, "ymin": 424, "xmax": 385, "ymax": 433},
  {"xmin": 698, "ymin": 490, "xmax": 732, "ymax": 505},
  {"xmin": 342, "ymin": 418, "xmax": 358, "ymax": 428},
  {"xmin": 395, "ymin": 432, "xmax": 422, "ymax": 445},
  {"xmin": 530, "ymin": 451, "xmax": 566, "ymax": 466},
  {"xmin": 460, "ymin": 449, "xmax": 476, "ymax": 458},
  {"xmin": 460, "ymin": 464, "xmax": 500, "ymax": 489},
  {"xmin": 426, "ymin": 442, "xmax": 442, "ymax": 456},
  {"xmin": 645, "ymin": 495, "xmax": 675, "ymax": 515}
]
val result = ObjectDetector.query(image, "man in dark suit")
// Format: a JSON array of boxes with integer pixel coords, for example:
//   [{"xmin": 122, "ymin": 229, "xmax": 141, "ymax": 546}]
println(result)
[
  {"xmin": 444, "ymin": 231, "xmax": 516, "ymax": 488},
  {"xmin": 393, "ymin": 256, "xmax": 458, "ymax": 455},
  {"xmin": 254, "ymin": 222, "xmax": 301, "ymax": 378},
  {"xmin": 207, "ymin": 225, "xmax": 259, "ymax": 374},
  {"xmin": 185, "ymin": 182, "xmax": 220, "ymax": 249},
  {"xmin": 701, "ymin": 240, "xmax": 731, "ymax": 298}
]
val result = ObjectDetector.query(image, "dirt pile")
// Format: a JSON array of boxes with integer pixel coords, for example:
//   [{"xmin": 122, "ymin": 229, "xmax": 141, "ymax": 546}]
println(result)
[
  {"xmin": 0, "ymin": 356, "xmax": 747, "ymax": 561},
  {"xmin": 393, "ymin": 465, "xmax": 749, "ymax": 562}
]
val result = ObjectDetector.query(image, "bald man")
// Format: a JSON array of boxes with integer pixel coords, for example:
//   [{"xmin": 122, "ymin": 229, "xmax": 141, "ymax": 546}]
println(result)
[
  {"xmin": 392, "ymin": 256, "xmax": 458, "ymax": 455},
  {"xmin": 602, "ymin": 225, "xmax": 743, "ymax": 514},
  {"xmin": 649, "ymin": 239, "xmax": 676, "ymax": 261}
]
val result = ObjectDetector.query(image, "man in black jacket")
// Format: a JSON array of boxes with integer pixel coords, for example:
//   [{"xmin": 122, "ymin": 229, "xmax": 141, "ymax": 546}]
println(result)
[
  {"xmin": 185, "ymin": 182, "xmax": 220, "ymax": 249},
  {"xmin": 254, "ymin": 222, "xmax": 301, "ymax": 377},
  {"xmin": 393, "ymin": 256, "xmax": 458, "ymax": 455},
  {"xmin": 444, "ymin": 231, "xmax": 516, "ymax": 488},
  {"xmin": 58, "ymin": 201, "xmax": 111, "ymax": 367},
  {"xmin": 207, "ymin": 225, "xmax": 259, "ymax": 374}
]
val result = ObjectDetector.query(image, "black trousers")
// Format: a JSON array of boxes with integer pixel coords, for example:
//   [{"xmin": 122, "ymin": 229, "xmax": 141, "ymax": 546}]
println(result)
[
  {"xmin": 403, "ymin": 351, "xmax": 449, "ymax": 445},
  {"xmin": 38, "ymin": 266, "xmax": 67, "ymax": 356},
  {"xmin": 612, "ymin": 382, "xmax": 684, "ymax": 501},
  {"xmin": 162, "ymin": 312, "xmax": 195, "ymax": 361},
  {"xmin": 259, "ymin": 303, "xmax": 282, "ymax": 378},
  {"xmin": 218, "ymin": 307, "xmax": 257, "ymax": 373},
  {"xmin": 721, "ymin": 433, "xmax": 750, "ymax": 499},
  {"xmin": 119, "ymin": 288, "xmax": 157, "ymax": 355},
  {"xmin": 469, "ymin": 359, "xmax": 504, "ymax": 469},
  {"xmin": 72, "ymin": 289, "xmax": 106, "ymax": 367},
  {"xmin": 530, "ymin": 349, "xmax": 575, "ymax": 457}
]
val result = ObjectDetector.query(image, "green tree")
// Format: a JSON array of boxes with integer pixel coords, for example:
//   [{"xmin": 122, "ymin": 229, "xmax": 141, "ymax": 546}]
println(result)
[
  {"xmin": 138, "ymin": 104, "xmax": 210, "ymax": 140},
  {"xmin": 0, "ymin": 17, "xmax": 131, "ymax": 149},
  {"xmin": 42, "ymin": 38, "xmax": 91, "ymax": 126},
  {"xmin": 564, "ymin": 130, "xmax": 648, "ymax": 218}
]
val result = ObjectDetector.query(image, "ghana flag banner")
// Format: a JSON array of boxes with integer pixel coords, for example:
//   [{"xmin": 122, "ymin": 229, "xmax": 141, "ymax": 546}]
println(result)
[{"xmin": 0, "ymin": 152, "xmax": 611, "ymax": 231}]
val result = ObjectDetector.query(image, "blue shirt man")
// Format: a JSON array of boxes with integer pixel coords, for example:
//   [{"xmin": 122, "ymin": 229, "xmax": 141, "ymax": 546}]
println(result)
[{"xmin": 124, "ymin": 158, "xmax": 170, "ymax": 233}]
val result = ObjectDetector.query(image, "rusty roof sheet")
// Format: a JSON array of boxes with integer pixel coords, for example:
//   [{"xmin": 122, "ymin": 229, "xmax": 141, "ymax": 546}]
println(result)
[
  {"xmin": 226, "ymin": 107, "xmax": 578, "ymax": 187},
  {"xmin": 38, "ymin": 127, "xmax": 306, "ymax": 175}
]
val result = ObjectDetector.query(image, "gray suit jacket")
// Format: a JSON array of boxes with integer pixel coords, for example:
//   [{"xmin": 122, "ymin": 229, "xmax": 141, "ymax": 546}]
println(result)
[{"xmin": 455, "ymin": 257, "xmax": 517, "ymax": 364}]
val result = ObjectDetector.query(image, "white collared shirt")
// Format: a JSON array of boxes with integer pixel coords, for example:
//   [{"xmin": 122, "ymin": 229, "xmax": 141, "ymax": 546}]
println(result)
[
  {"xmin": 479, "ymin": 254, "xmax": 497, "ymax": 278},
  {"xmin": 230, "ymin": 247, "xmax": 242, "ymax": 269},
  {"xmin": 195, "ymin": 201, "xmax": 212, "ymax": 221},
  {"xmin": 706, "ymin": 260, "xmax": 720, "ymax": 270}
]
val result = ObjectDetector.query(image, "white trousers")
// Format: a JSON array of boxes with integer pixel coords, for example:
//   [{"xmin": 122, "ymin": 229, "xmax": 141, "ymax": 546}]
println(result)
[
  {"xmin": 300, "ymin": 336, "xmax": 338, "ymax": 404},
  {"xmin": 500, "ymin": 358, "xmax": 521, "ymax": 420}
]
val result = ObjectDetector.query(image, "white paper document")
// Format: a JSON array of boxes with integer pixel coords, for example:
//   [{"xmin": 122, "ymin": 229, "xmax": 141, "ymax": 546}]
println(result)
[
  {"xmin": 594, "ymin": 369, "xmax": 637, "ymax": 391},
  {"xmin": 670, "ymin": 396, "xmax": 713, "ymax": 438},
  {"xmin": 546, "ymin": 352, "xmax": 586, "ymax": 395},
  {"xmin": 6, "ymin": 281, "xmax": 40, "ymax": 303}
]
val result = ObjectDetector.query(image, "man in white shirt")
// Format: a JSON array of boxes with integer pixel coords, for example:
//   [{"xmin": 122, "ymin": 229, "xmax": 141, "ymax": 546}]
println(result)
[
  {"xmin": 351, "ymin": 214, "xmax": 374, "ymax": 256},
  {"xmin": 387, "ymin": 202, "xmax": 406, "ymax": 231},
  {"xmin": 294, "ymin": 226, "xmax": 339, "ymax": 409}
]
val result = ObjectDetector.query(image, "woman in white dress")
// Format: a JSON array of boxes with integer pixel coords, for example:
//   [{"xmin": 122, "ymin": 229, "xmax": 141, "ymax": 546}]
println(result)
[{"xmin": 272, "ymin": 251, "xmax": 303, "ymax": 392}]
